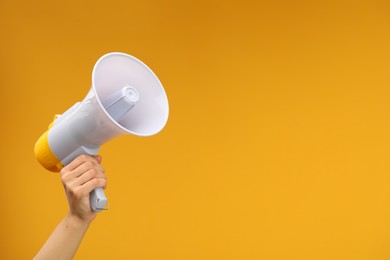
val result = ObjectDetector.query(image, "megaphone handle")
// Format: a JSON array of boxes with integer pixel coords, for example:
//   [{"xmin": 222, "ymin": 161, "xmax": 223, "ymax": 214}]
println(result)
[
  {"xmin": 90, "ymin": 187, "xmax": 108, "ymax": 212},
  {"xmin": 61, "ymin": 146, "xmax": 108, "ymax": 212}
]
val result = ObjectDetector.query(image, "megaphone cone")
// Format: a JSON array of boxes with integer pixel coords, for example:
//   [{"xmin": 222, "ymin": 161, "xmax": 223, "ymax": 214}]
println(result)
[{"xmin": 34, "ymin": 52, "xmax": 169, "ymax": 212}]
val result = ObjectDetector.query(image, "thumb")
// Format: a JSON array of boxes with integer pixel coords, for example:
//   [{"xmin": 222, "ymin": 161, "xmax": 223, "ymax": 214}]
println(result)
[{"xmin": 94, "ymin": 155, "xmax": 102, "ymax": 164}]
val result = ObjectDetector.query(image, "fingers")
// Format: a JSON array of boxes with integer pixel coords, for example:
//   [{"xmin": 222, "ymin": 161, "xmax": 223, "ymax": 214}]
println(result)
[
  {"xmin": 61, "ymin": 155, "xmax": 103, "ymax": 179},
  {"xmin": 60, "ymin": 154, "xmax": 106, "ymax": 193},
  {"xmin": 73, "ymin": 167, "xmax": 106, "ymax": 187},
  {"xmin": 62, "ymin": 154, "xmax": 101, "ymax": 173},
  {"xmin": 69, "ymin": 160, "xmax": 104, "ymax": 179}
]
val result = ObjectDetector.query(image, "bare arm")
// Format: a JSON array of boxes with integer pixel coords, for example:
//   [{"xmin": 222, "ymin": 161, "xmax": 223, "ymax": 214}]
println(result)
[{"xmin": 34, "ymin": 155, "xmax": 106, "ymax": 260}]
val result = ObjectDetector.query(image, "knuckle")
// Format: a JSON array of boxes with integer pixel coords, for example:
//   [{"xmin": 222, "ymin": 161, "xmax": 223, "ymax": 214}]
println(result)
[
  {"xmin": 85, "ymin": 160, "xmax": 94, "ymax": 168},
  {"xmin": 79, "ymin": 154, "xmax": 89, "ymax": 161},
  {"xmin": 96, "ymin": 178, "xmax": 106, "ymax": 188},
  {"xmin": 89, "ymin": 169, "xmax": 98, "ymax": 178},
  {"xmin": 94, "ymin": 169, "xmax": 101, "ymax": 177},
  {"xmin": 60, "ymin": 168, "xmax": 69, "ymax": 177},
  {"xmin": 94, "ymin": 178, "xmax": 104, "ymax": 188},
  {"xmin": 61, "ymin": 173, "xmax": 69, "ymax": 184},
  {"xmin": 94, "ymin": 178, "xmax": 101, "ymax": 185}
]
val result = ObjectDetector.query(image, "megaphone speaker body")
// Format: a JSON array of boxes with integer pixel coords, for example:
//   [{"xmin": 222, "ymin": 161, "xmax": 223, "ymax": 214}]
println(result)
[{"xmin": 34, "ymin": 52, "xmax": 169, "ymax": 212}]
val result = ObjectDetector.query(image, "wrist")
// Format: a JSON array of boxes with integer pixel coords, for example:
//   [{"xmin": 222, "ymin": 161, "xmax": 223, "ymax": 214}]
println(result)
[{"xmin": 65, "ymin": 212, "xmax": 94, "ymax": 229}]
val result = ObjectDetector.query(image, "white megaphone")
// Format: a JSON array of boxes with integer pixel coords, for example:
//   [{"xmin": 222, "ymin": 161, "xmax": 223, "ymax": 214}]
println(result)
[{"xmin": 34, "ymin": 52, "xmax": 169, "ymax": 212}]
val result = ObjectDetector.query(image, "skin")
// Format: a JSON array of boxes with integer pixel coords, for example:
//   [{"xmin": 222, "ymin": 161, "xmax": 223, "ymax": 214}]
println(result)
[{"xmin": 34, "ymin": 155, "xmax": 107, "ymax": 260}]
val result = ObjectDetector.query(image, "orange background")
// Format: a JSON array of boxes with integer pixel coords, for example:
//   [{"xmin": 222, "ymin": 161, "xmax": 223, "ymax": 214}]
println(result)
[{"xmin": 1, "ymin": 0, "xmax": 390, "ymax": 259}]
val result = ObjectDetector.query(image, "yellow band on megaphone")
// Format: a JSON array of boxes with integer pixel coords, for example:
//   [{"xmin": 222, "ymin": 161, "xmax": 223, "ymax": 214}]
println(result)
[{"xmin": 34, "ymin": 130, "xmax": 62, "ymax": 172}]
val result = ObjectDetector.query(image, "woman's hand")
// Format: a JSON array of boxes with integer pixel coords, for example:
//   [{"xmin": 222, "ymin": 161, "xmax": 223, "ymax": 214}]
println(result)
[{"xmin": 60, "ymin": 154, "xmax": 107, "ymax": 223}]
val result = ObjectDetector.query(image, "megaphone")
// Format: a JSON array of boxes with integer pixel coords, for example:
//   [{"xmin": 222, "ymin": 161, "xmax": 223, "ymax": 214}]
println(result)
[{"xmin": 34, "ymin": 52, "xmax": 169, "ymax": 212}]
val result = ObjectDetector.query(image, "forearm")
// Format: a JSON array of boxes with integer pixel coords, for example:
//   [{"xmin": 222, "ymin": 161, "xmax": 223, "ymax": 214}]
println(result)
[{"xmin": 34, "ymin": 213, "xmax": 91, "ymax": 260}]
